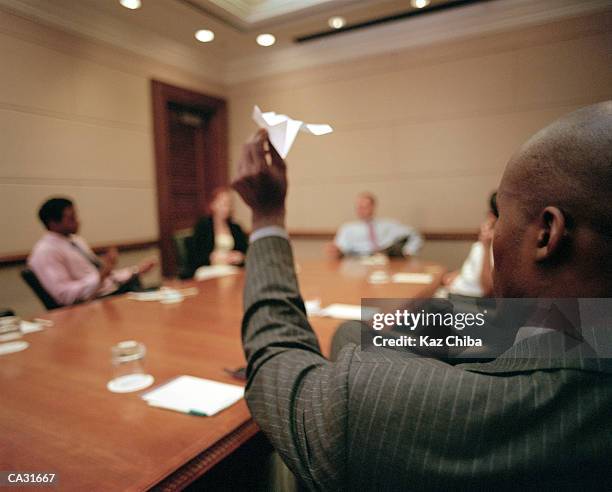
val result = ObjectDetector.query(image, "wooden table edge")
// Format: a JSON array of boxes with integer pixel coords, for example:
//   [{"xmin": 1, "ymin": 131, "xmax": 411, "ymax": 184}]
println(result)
[{"xmin": 148, "ymin": 419, "xmax": 260, "ymax": 491}]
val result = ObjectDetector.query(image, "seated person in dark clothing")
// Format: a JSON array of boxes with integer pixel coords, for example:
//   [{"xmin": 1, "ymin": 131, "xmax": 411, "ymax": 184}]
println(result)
[{"xmin": 187, "ymin": 187, "xmax": 248, "ymax": 276}]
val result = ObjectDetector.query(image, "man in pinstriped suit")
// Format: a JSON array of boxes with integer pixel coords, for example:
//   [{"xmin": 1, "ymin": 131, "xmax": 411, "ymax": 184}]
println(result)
[{"xmin": 232, "ymin": 102, "xmax": 612, "ymax": 491}]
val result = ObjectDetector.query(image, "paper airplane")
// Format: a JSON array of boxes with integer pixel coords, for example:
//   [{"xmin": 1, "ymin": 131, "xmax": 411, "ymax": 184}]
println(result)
[{"xmin": 252, "ymin": 105, "xmax": 333, "ymax": 158}]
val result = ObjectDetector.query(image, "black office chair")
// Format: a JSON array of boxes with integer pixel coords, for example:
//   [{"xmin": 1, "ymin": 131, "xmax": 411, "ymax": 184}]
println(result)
[
  {"xmin": 173, "ymin": 228, "xmax": 195, "ymax": 279},
  {"xmin": 21, "ymin": 268, "xmax": 61, "ymax": 310}
]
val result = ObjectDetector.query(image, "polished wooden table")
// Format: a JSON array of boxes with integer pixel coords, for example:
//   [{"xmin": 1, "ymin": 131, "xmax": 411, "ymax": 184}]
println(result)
[{"xmin": 1, "ymin": 257, "xmax": 444, "ymax": 491}]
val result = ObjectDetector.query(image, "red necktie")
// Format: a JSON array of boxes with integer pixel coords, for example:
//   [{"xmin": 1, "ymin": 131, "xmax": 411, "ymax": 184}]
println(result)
[{"xmin": 367, "ymin": 221, "xmax": 378, "ymax": 252}]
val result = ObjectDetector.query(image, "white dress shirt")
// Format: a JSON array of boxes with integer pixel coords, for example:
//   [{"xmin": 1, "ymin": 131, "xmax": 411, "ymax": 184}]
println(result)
[
  {"xmin": 334, "ymin": 219, "xmax": 423, "ymax": 256},
  {"xmin": 449, "ymin": 242, "xmax": 489, "ymax": 297},
  {"xmin": 28, "ymin": 232, "xmax": 133, "ymax": 306}
]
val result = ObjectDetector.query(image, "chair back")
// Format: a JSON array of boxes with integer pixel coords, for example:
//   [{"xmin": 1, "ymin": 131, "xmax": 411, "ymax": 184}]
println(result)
[
  {"xmin": 173, "ymin": 228, "xmax": 194, "ymax": 279},
  {"xmin": 21, "ymin": 268, "xmax": 61, "ymax": 310}
]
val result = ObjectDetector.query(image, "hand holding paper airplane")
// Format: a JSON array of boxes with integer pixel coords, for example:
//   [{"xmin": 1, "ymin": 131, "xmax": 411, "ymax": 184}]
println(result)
[{"xmin": 252, "ymin": 105, "xmax": 333, "ymax": 158}]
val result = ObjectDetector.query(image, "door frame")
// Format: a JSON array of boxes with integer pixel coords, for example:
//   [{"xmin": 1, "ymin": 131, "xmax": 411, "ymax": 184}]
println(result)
[{"xmin": 151, "ymin": 80, "xmax": 228, "ymax": 277}]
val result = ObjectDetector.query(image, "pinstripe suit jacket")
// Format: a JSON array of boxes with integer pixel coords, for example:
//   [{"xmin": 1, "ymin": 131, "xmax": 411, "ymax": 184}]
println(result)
[{"xmin": 242, "ymin": 236, "xmax": 612, "ymax": 491}]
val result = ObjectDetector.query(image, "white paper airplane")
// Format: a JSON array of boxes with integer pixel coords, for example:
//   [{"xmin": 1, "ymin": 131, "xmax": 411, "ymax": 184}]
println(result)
[{"xmin": 252, "ymin": 105, "xmax": 333, "ymax": 158}]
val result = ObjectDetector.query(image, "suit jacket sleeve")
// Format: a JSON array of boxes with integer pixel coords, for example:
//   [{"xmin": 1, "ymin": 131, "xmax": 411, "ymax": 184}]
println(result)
[{"xmin": 243, "ymin": 236, "xmax": 351, "ymax": 490}]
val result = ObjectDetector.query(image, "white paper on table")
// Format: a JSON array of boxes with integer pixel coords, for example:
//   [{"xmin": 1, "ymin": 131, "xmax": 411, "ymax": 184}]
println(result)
[
  {"xmin": 142, "ymin": 375, "xmax": 244, "ymax": 416},
  {"xmin": 20, "ymin": 320, "xmax": 45, "ymax": 334},
  {"xmin": 318, "ymin": 303, "xmax": 379, "ymax": 321},
  {"xmin": 304, "ymin": 299, "xmax": 322, "ymax": 317},
  {"xmin": 359, "ymin": 254, "xmax": 389, "ymax": 266},
  {"xmin": 391, "ymin": 273, "xmax": 434, "ymax": 284},
  {"xmin": 128, "ymin": 291, "xmax": 166, "ymax": 301},
  {"xmin": 252, "ymin": 105, "xmax": 333, "ymax": 158},
  {"xmin": 194, "ymin": 265, "xmax": 239, "ymax": 281},
  {"xmin": 433, "ymin": 287, "xmax": 450, "ymax": 299},
  {"xmin": 127, "ymin": 287, "xmax": 199, "ymax": 302}
]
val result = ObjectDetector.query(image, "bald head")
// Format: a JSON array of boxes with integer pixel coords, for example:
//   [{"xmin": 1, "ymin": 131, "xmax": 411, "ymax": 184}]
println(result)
[
  {"xmin": 503, "ymin": 101, "xmax": 612, "ymax": 236},
  {"xmin": 355, "ymin": 192, "xmax": 377, "ymax": 221},
  {"xmin": 494, "ymin": 101, "xmax": 612, "ymax": 297}
]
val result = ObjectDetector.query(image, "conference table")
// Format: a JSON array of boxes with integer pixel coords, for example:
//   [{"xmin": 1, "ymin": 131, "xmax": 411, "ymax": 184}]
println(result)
[{"xmin": 1, "ymin": 256, "xmax": 444, "ymax": 491}]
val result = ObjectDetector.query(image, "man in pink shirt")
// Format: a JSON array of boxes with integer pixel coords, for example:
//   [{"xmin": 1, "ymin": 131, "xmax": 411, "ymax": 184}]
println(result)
[{"xmin": 28, "ymin": 197, "xmax": 157, "ymax": 306}]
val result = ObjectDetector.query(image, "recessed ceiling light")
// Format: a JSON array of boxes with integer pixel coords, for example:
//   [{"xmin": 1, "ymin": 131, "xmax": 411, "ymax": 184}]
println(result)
[
  {"xmin": 119, "ymin": 0, "xmax": 141, "ymax": 10},
  {"xmin": 256, "ymin": 33, "xmax": 276, "ymax": 47},
  {"xmin": 410, "ymin": 0, "xmax": 430, "ymax": 8},
  {"xmin": 328, "ymin": 16, "xmax": 346, "ymax": 29},
  {"xmin": 195, "ymin": 29, "xmax": 215, "ymax": 43}
]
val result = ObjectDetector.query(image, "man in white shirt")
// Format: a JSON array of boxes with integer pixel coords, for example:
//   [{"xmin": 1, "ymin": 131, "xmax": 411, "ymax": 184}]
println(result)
[
  {"xmin": 327, "ymin": 192, "xmax": 423, "ymax": 258},
  {"xmin": 28, "ymin": 197, "xmax": 156, "ymax": 306}
]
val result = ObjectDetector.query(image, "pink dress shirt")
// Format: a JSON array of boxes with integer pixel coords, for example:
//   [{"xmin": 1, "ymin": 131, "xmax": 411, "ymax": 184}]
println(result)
[{"xmin": 27, "ymin": 232, "xmax": 133, "ymax": 306}]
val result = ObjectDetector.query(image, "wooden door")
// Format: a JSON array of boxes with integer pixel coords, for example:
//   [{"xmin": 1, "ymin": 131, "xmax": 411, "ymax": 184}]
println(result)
[
  {"xmin": 151, "ymin": 81, "xmax": 227, "ymax": 277},
  {"xmin": 166, "ymin": 105, "xmax": 206, "ymax": 230}
]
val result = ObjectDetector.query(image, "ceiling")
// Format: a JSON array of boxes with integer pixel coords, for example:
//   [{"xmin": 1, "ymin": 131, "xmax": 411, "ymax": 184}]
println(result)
[
  {"xmin": 0, "ymin": 0, "xmax": 608, "ymax": 84},
  {"xmin": 44, "ymin": 0, "xmax": 473, "ymax": 59},
  {"xmin": 185, "ymin": 0, "xmax": 469, "ymax": 30},
  {"xmin": 190, "ymin": 0, "xmax": 349, "ymax": 28}
]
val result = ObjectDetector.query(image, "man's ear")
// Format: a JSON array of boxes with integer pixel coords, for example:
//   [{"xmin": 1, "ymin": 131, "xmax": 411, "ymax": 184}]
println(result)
[{"xmin": 535, "ymin": 206, "xmax": 567, "ymax": 261}]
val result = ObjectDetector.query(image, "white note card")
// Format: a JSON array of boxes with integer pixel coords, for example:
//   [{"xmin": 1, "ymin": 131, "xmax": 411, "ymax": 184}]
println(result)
[
  {"xmin": 391, "ymin": 273, "xmax": 434, "ymax": 284},
  {"xmin": 318, "ymin": 304, "xmax": 380, "ymax": 321},
  {"xmin": 142, "ymin": 375, "xmax": 244, "ymax": 416},
  {"xmin": 20, "ymin": 320, "xmax": 45, "ymax": 334},
  {"xmin": 304, "ymin": 299, "xmax": 322, "ymax": 317},
  {"xmin": 127, "ymin": 287, "xmax": 198, "ymax": 304},
  {"xmin": 194, "ymin": 265, "xmax": 239, "ymax": 281}
]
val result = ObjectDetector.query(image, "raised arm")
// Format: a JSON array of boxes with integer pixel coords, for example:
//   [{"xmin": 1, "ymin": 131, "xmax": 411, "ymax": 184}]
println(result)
[{"xmin": 232, "ymin": 130, "xmax": 349, "ymax": 490}]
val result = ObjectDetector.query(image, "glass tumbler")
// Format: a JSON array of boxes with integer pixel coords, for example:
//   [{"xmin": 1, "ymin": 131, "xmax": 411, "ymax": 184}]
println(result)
[{"xmin": 107, "ymin": 340, "xmax": 154, "ymax": 393}]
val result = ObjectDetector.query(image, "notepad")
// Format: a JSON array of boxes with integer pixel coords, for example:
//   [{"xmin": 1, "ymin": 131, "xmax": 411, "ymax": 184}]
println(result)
[
  {"xmin": 318, "ymin": 304, "xmax": 379, "ymax": 321},
  {"xmin": 127, "ymin": 287, "xmax": 199, "ymax": 303},
  {"xmin": 304, "ymin": 299, "xmax": 322, "ymax": 316},
  {"xmin": 20, "ymin": 320, "xmax": 46, "ymax": 334},
  {"xmin": 358, "ymin": 254, "xmax": 389, "ymax": 266},
  {"xmin": 194, "ymin": 265, "xmax": 239, "ymax": 281},
  {"xmin": 391, "ymin": 273, "xmax": 434, "ymax": 284},
  {"xmin": 142, "ymin": 375, "xmax": 244, "ymax": 417}
]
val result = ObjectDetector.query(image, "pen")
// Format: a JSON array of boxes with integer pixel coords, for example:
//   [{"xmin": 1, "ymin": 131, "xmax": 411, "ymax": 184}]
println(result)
[{"xmin": 147, "ymin": 400, "xmax": 207, "ymax": 416}]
